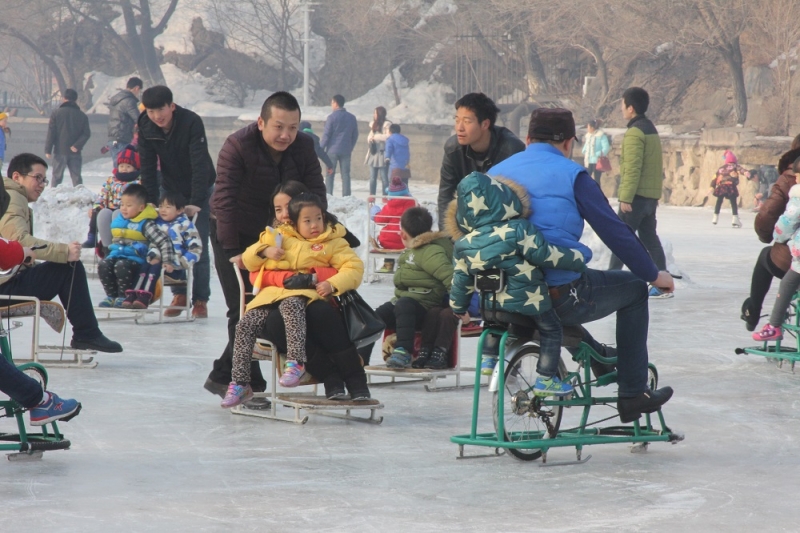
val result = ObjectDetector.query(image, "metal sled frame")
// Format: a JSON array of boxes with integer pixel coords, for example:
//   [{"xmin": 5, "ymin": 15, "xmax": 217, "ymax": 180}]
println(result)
[
  {"xmin": 95, "ymin": 267, "xmax": 195, "ymax": 325},
  {"xmin": 230, "ymin": 265, "xmax": 384, "ymax": 425},
  {"xmin": 740, "ymin": 294, "xmax": 800, "ymax": 370},
  {"xmin": 0, "ymin": 295, "xmax": 97, "ymax": 369},
  {"xmin": 365, "ymin": 195, "xmax": 419, "ymax": 279},
  {"xmin": 451, "ymin": 326, "xmax": 683, "ymax": 464},
  {"xmin": 0, "ymin": 320, "xmax": 73, "ymax": 460}
]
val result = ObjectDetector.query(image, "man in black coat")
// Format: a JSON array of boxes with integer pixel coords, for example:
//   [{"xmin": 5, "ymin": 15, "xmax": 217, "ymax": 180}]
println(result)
[
  {"xmin": 137, "ymin": 85, "xmax": 216, "ymax": 318},
  {"xmin": 44, "ymin": 89, "xmax": 91, "ymax": 187},
  {"xmin": 437, "ymin": 92, "xmax": 524, "ymax": 228},
  {"xmin": 107, "ymin": 76, "xmax": 143, "ymax": 168},
  {"xmin": 204, "ymin": 91, "xmax": 328, "ymax": 397}
]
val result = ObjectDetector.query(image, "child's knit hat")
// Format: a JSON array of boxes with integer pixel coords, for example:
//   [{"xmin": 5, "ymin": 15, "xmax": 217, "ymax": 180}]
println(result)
[
  {"xmin": 724, "ymin": 149, "xmax": 737, "ymax": 164},
  {"xmin": 388, "ymin": 175, "xmax": 410, "ymax": 197},
  {"xmin": 117, "ymin": 144, "xmax": 140, "ymax": 169}
]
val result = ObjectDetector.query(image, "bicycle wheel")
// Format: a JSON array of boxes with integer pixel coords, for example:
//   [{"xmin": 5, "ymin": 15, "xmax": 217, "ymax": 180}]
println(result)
[{"xmin": 492, "ymin": 344, "xmax": 565, "ymax": 461}]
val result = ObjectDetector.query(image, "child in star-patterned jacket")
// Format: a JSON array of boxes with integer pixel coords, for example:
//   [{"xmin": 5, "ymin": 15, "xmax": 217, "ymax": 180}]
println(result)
[
  {"xmin": 445, "ymin": 172, "xmax": 586, "ymax": 397},
  {"xmin": 147, "ymin": 191, "xmax": 202, "ymax": 285}
]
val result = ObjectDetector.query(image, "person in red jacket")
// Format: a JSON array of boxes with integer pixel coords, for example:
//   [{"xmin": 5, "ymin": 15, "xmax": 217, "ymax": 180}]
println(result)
[
  {"xmin": 374, "ymin": 175, "xmax": 415, "ymax": 250},
  {"xmin": 0, "ymin": 238, "xmax": 82, "ymax": 426}
]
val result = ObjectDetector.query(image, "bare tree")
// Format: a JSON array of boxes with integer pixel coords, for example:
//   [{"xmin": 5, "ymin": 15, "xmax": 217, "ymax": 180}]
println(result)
[{"xmin": 748, "ymin": 0, "xmax": 800, "ymax": 134}]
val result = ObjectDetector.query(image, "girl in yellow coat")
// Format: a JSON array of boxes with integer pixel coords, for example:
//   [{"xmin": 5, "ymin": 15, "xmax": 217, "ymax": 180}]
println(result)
[{"xmin": 221, "ymin": 193, "xmax": 365, "ymax": 407}]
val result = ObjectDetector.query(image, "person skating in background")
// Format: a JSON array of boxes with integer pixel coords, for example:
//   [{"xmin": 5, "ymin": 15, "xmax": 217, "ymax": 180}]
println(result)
[
  {"xmin": 385, "ymin": 123, "xmax": 411, "ymax": 189},
  {"xmin": 711, "ymin": 149, "xmax": 750, "ymax": 228},
  {"xmin": 365, "ymin": 106, "xmax": 392, "ymax": 195},
  {"xmin": 299, "ymin": 121, "xmax": 334, "ymax": 179},
  {"xmin": 0, "ymin": 111, "xmax": 9, "ymax": 170},
  {"xmin": 82, "ymin": 144, "xmax": 141, "ymax": 249},
  {"xmin": 320, "ymin": 94, "xmax": 359, "ymax": 196},
  {"xmin": 44, "ymin": 89, "xmax": 91, "ymax": 187},
  {"xmin": 106, "ymin": 77, "xmax": 143, "ymax": 168},
  {"xmin": 582, "ymin": 120, "xmax": 611, "ymax": 185}
]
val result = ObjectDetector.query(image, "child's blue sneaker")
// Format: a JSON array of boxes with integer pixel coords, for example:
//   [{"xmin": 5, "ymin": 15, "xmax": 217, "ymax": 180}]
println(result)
[
  {"xmin": 533, "ymin": 376, "xmax": 573, "ymax": 397},
  {"xmin": 113, "ymin": 297, "xmax": 127, "ymax": 308},
  {"xmin": 386, "ymin": 348, "xmax": 412, "ymax": 368},
  {"xmin": 98, "ymin": 297, "xmax": 115, "ymax": 308},
  {"xmin": 480, "ymin": 356, "xmax": 498, "ymax": 376},
  {"xmin": 29, "ymin": 392, "xmax": 81, "ymax": 426},
  {"xmin": 648, "ymin": 286, "xmax": 674, "ymax": 299}
]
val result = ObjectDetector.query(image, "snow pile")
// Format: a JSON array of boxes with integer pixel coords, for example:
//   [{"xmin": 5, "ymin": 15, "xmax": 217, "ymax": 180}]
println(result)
[
  {"xmin": 32, "ymin": 186, "xmax": 96, "ymax": 245},
  {"xmin": 327, "ymin": 194, "xmax": 369, "ymax": 263}
]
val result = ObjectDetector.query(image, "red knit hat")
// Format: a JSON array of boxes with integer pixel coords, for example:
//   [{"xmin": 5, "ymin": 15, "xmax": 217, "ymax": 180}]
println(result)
[{"xmin": 117, "ymin": 144, "xmax": 140, "ymax": 169}]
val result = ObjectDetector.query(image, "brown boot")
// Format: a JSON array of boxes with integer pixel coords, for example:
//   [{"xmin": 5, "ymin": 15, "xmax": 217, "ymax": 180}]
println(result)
[
  {"xmin": 164, "ymin": 294, "xmax": 187, "ymax": 317},
  {"xmin": 192, "ymin": 300, "xmax": 208, "ymax": 318}
]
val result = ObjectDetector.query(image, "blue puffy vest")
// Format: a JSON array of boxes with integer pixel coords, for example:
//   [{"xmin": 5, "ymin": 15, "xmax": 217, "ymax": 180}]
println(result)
[
  {"xmin": 107, "ymin": 205, "xmax": 158, "ymax": 264},
  {"xmin": 489, "ymin": 143, "xmax": 590, "ymax": 286}
]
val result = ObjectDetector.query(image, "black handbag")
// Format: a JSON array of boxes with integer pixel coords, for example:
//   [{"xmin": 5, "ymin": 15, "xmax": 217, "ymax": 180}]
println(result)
[
  {"xmin": 369, "ymin": 140, "xmax": 379, "ymax": 155},
  {"xmin": 337, "ymin": 290, "xmax": 385, "ymax": 348}
]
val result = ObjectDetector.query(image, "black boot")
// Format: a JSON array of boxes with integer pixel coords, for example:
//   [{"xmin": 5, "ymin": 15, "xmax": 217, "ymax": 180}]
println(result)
[
  {"xmin": 425, "ymin": 347, "xmax": 449, "ymax": 370},
  {"xmin": 590, "ymin": 345, "xmax": 617, "ymax": 379},
  {"xmin": 331, "ymin": 346, "xmax": 371, "ymax": 401},
  {"xmin": 324, "ymin": 375, "xmax": 347, "ymax": 400},
  {"xmin": 618, "ymin": 387, "xmax": 674, "ymax": 423},
  {"xmin": 411, "ymin": 346, "xmax": 433, "ymax": 368},
  {"xmin": 741, "ymin": 298, "xmax": 759, "ymax": 332}
]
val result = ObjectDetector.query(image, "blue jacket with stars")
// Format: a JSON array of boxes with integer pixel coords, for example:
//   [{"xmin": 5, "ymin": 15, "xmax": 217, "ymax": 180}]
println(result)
[{"xmin": 445, "ymin": 172, "xmax": 586, "ymax": 316}]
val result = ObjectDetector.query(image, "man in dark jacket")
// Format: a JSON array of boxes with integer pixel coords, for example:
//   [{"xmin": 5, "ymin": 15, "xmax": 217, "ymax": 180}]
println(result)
[
  {"xmin": 437, "ymin": 92, "xmax": 524, "ymax": 229},
  {"xmin": 320, "ymin": 94, "xmax": 359, "ymax": 196},
  {"xmin": 107, "ymin": 77, "xmax": 143, "ymax": 168},
  {"xmin": 44, "ymin": 89, "xmax": 91, "ymax": 187},
  {"xmin": 138, "ymin": 85, "xmax": 215, "ymax": 318},
  {"xmin": 204, "ymin": 91, "xmax": 327, "ymax": 398}
]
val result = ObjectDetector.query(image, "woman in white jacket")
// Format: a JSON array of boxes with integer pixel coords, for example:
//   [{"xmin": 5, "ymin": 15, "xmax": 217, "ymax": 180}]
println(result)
[
  {"xmin": 582, "ymin": 120, "xmax": 611, "ymax": 185},
  {"xmin": 365, "ymin": 106, "xmax": 392, "ymax": 195}
]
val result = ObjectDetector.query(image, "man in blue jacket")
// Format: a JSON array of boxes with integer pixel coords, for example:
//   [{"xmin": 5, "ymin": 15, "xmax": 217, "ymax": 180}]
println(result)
[
  {"xmin": 488, "ymin": 108, "xmax": 675, "ymax": 424},
  {"xmin": 320, "ymin": 94, "xmax": 359, "ymax": 196}
]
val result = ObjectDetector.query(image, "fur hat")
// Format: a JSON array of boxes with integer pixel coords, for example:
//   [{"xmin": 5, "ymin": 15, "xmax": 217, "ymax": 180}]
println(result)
[
  {"xmin": 528, "ymin": 108, "xmax": 576, "ymax": 141},
  {"xmin": 116, "ymin": 144, "xmax": 140, "ymax": 169},
  {"xmin": 724, "ymin": 150, "xmax": 737, "ymax": 164},
  {"xmin": 388, "ymin": 175, "xmax": 410, "ymax": 197}
]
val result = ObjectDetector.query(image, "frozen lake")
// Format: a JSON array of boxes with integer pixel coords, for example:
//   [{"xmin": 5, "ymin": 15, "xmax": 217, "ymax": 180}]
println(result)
[{"xmin": 1, "ymin": 162, "xmax": 798, "ymax": 531}]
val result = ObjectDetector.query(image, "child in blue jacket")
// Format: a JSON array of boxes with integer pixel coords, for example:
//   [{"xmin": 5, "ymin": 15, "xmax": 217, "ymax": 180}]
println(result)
[{"xmin": 385, "ymin": 123, "xmax": 411, "ymax": 188}]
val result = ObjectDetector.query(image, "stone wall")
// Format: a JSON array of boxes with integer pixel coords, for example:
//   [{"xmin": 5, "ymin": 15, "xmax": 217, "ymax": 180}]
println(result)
[{"xmin": 593, "ymin": 127, "xmax": 794, "ymax": 208}]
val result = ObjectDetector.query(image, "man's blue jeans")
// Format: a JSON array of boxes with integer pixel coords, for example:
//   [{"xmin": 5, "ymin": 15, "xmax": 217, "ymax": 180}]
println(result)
[
  {"xmin": 327, "ymin": 153, "xmax": 352, "ymax": 196},
  {"xmin": 549, "ymin": 269, "xmax": 650, "ymax": 397},
  {"xmin": 0, "ymin": 355, "xmax": 44, "ymax": 409}
]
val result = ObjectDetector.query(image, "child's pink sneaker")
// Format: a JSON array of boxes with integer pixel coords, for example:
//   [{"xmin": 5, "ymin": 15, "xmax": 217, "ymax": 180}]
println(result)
[
  {"xmin": 752, "ymin": 324, "xmax": 783, "ymax": 342},
  {"xmin": 279, "ymin": 361, "xmax": 305, "ymax": 388},
  {"xmin": 220, "ymin": 382, "xmax": 253, "ymax": 408}
]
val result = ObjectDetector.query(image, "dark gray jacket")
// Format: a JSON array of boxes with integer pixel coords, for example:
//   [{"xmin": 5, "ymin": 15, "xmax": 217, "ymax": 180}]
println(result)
[
  {"xmin": 44, "ymin": 101, "xmax": 91, "ymax": 156},
  {"xmin": 437, "ymin": 125, "xmax": 525, "ymax": 228},
  {"xmin": 107, "ymin": 90, "xmax": 141, "ymax": 144}
]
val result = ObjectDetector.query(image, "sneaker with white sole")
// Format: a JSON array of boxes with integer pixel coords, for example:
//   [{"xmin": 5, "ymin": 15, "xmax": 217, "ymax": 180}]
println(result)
[
  {"xmin": 278, "ymin": 361, "xmax": 305, "ymax": 387},
  {"xmin": 29, "ymin": 392, "xmax": 81, "ymax": 426},
  {"xmin": 649, "ymin": 286, "xmax": 674, "ymax": 299},
  {"xmin": 533, "ymin": 376, "xmax": 573, "ymax": 397},
  {"xmin": 220, "ymin": 382, "xmax": 254, "ymax": 408}
]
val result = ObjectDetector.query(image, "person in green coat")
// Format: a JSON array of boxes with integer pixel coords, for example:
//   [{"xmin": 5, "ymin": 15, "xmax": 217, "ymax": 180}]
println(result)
[
  {"xmin": 445, "ymin": 172, "xmax": 586, "ymax": 396},
  {"xmin": 358, "ymin": 206, "xmax": 457, "ymax": 369}
]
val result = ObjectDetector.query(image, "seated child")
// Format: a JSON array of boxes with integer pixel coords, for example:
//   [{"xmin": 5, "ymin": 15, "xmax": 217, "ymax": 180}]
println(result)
[
  {"xmin": 374, "ymin": 175, "xmax": 415, "ymax": 250},
  {"xmin": 446, "ymin": 172, "xmax": 586, "ymax": 396},
  {"xmin": 357, "ymin": 206, "xmax": 455, "ymax": 369},
  {"xmin": 97, "ymin": 184, "xmax": 178, "ymax": 309},
  {"xmin": 82, "ymin": 144, "xmax": 141, "ymax": 249},
  {"xmin": 754, "ymin": 159, "xmax": 800, "ymax": 341},
  {"xmin": 0, "ymin": 237, "xmax": 81, "ymax": 426},
  {"xmin": 385, "ymin": 123, "xmax": 411, "ymax": 188},
  {"xmin": 147, "ymin": 191, "xmax": 202, "ymax": 285},
  {"xmin": 222, "ymin": 193, "xmax": 367, "ymax": 407}
]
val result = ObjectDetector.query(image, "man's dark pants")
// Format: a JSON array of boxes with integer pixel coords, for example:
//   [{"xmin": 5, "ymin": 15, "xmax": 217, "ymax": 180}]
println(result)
[
  {"xmin": 0, "ymin": 261, "xmax": 101, "ymax": 341},
  {"xmin": 608, "ymin": 195, "xmax": 667, "ymax": 271},
  {"xmin": 51, "ymin": 153, "xmax": 83, "ymax": 187},
  {"xmin": 207, "ymin": 218, "xmax": 266, "ymax": 391},
  {"xmin": 550, "ymin": 269, "xmax": 649, "ymax": 397}
]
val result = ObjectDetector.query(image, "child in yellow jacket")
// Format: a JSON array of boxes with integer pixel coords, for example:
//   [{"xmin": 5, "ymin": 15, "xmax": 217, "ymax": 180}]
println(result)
[{"xmin": 221, "ymin": 193, "xmax": 365, "ymax": 407}]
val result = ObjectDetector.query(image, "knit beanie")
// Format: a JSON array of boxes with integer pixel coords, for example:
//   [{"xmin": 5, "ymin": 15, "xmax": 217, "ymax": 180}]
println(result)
[
  {"xmin": 724, "ymin": 150, "xmax": 737, "ymax": 164},
  {"xmin": 117, "ymin": 144, "xmax": 140, "ymax": 169},
  {"xmin": 388, "ymin": 175, "xmax": 410, "ymax": 197}
]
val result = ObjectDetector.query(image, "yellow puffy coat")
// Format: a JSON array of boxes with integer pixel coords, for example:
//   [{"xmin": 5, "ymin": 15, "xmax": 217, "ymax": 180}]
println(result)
[{"xmin": 242, "ymin": 222, "xmax": 364, "ymax": 312}]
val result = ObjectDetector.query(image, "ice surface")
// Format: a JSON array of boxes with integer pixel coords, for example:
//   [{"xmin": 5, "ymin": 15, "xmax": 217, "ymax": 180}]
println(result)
[{"xmin": 1, "ymin": 173, "xmax": 797, "ymax": 531}]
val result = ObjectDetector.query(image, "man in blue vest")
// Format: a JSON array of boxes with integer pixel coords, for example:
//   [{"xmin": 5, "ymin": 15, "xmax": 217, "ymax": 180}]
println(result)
[{"xmin": 488, "ymin": 108, "xmax": 674, "ymax": 423}]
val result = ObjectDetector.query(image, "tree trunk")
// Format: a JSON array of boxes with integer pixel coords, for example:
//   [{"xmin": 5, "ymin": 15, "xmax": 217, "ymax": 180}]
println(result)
[
  {"xmin": 522, "ymin": 33, "xmax": 548, "ymax": 96},
  {"xmin": 719, "ymin": 37, "xmax": 747, "ymax": 125},
  {"xmin": 138, "ymin": 0, "xmax": 167, "ymax": 86},
  {"xmin": 584, "ymin": 37, "xmax": 609, "ymax": 101}
]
